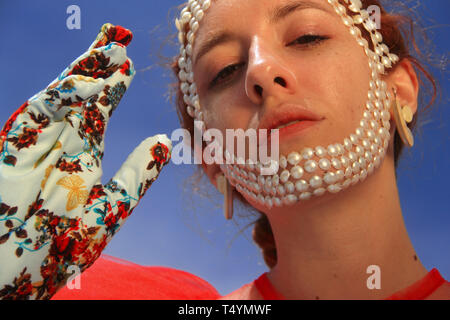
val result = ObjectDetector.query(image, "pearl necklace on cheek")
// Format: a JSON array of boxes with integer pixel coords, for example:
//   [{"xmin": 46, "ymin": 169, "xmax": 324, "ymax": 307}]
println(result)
[{"xmin": 175, "ymin": 0, "xmax": 400, "ymax": 209}]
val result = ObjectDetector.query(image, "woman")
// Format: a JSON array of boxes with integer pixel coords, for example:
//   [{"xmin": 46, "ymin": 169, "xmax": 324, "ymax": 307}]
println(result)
[{"xmin": 0, "ymin": 0, "xmax": 448, "ymax": 300}]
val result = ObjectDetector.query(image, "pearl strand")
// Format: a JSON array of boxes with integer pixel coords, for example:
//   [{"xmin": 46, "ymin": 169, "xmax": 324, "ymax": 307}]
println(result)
[{"xmin": 175, "ymin": 0, "xmax": 399, "ymax": 209}]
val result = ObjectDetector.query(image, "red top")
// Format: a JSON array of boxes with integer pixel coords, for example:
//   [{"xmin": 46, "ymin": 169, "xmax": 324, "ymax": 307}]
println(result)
[
  {"xmin": 253, "ymin": 268, "xmax": 449, "ymax": 300},
  {"xmin": 52, "ymin": 254, "xmax": 449, "ymax": 300}
]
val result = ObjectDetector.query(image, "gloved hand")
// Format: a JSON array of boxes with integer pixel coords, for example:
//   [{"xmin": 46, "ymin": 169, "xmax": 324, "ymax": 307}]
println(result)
[{"xmin": 0, "ymin": 23, "xmax": 172, "ymax": 299}]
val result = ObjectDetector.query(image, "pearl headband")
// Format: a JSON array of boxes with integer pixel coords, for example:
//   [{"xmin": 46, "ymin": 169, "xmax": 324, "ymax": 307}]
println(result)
[{"xmin": 175, "ymin": 0, "xmax": 400, "ymax": 209}]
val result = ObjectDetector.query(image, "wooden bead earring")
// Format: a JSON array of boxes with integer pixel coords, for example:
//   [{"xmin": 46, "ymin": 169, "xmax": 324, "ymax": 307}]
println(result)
[
  {"xmin": 216, "ymin": 173, "xmax": 234, "ymax": 220},
  {"xmin": 391, "ymin": 88, "xmax": 414, "ymax": 148}
]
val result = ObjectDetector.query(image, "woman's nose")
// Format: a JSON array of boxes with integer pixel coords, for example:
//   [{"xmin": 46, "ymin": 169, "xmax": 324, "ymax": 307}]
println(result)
[{"xmin": 245, "ymin": 37, "xmax": 298, "ymax": 105}]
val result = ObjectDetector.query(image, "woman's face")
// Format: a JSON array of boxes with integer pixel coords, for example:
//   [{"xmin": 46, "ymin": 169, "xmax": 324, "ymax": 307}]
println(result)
[
  {"xmin": 192, "ymin": 0, "xmax": 373, "ymax": 158},
  {"xmin": 190, "ymin": 0, "xmax": 398, "ymax": 213}
]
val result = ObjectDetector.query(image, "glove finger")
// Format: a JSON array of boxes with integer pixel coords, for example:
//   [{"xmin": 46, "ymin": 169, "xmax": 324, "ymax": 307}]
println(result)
[
  {"xmin": 0, "ymin": 44, "xmax": 134, "ymax": 170},
  {"xmin": 56, "ymin": 23, "xmax": 133, "ymax": 82},
  {"xmin": 82, "ymin": 134, "xmax": 172, "ymax": 237},
  {"xmin": 88, "ymin": 23, "xmax": 133, "ymax": 51}
]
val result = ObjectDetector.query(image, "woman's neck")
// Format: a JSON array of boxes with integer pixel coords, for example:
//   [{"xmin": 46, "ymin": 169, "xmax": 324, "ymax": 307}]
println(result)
[{"xmin": 266, "ymin": 150, "xmax": 428, "ymax": 300}]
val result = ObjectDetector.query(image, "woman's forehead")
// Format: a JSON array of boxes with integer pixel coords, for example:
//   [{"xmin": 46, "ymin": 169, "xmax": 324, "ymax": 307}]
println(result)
[
  {"xmin": 192, "ymin": 0, "xmax": 342, "ymax": 58},
  {"xmin": 196, "ymin": 0, "xmax": 337, "ymax": 28}
]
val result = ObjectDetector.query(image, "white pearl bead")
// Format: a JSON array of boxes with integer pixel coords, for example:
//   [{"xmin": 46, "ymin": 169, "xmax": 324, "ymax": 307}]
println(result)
[
  {"xmin": 318, "ymin": 158, "xmax": 331, "ymax": 170},
  {"xmin": 340, "ymin": 156, "xmax": 349, "ymax": 168},
  {"xmin": 350, "ymin": 134, "xmax": 359, "ymax": 144},
  {"xmin": 327, "ymin": 144, "xmax": 338, "ymax": 157},
  {"xmin": 315, "ymin": 146, "xmax": 326, "ymax": 157},
  {"xmin": 257, "ymin": 194, "xmax": 265, "ymax": 205},
  {"xmin": 295, "ymin": 180, "xmax": 309, "ymax": 192},
  {"xmin": 355, "ymin": 128, "xmax": 364, "ymax": 139},
  {"xmin": 273, "ymin": 197, "xmax": 282, "ymax": 207},
  {"xmin": 342, "ymin": 179, "xmax": 351, "ymax": 189},
  {"xmin": 183, "ymin": 94, "xmax": 191, "ymax": 105},
  {"xmin": 299, "ymin": 192, "xmax": 312, "ymax": 201},
  {"xmin": 202, "ymin": 0, "xmax": 211, "ymax": 10},
  {"xmin": 258, "ymin": 175, "xmax": 265, "ymax": 187},
  {"xmin": 271, "ymin": 174, "xmax": 279, "ymax": 186},
  {"xmin": 313, "ymin": 188, "xmax": 326, "ymax": 196},
  {"xmin": 301, "ymin": 148, "xmax": 314, "ymax": 160},
  {"xmin": 187, "ymin": 72, "xmax": 194, "ymax": 83},
  {"xmin": 374, "ymin": 156, "xmax": 380, "ymax": 168},
  {"xmin": 179, "ymin": 70, "xmax": 188, "ymax": 82},
  {"xmin": 345, "ymin": 167, "xmax": 353, "ymax": 178},
  {"xmin": 181, "ymin": 11, "xmax": 192, "ymax": 24},
  {"xmin": 285, "ymin": 181, "xmax": 295, "ymax": 194},
  {"xmin": 331, "ymin": 158, "xmax": 341, "ymax": 170},
  {"xmin": 280, "ymin": 170, "xmax": 290, "ymax": 183},
  {"xmin": 381, "ymin": 110, "xmax": 390, "ymax": 121},
  {"xmin": 344, "ymin": 138, "xmax": 352, "ymax": 150},
  {"xmin": 309, "ymin": 176, "xmax": 323, "ymax": 188},
  {"xmin": 271, "ymin": 187, "xmax": 277, "ymax": 196},
  {"xmin": 264, "ymin": 196, "xmax": 273, "ymax": 209},
  {"xmin": 362, "ymin": 139, "xmax": 370, "ymax": 149},
  {"xmin": 336, "ymin": 170, "xmax": 344, "ymax": 181},
  {"xmin": 186, "ymin": 106, "xmax": 195, "ymax": 118},
  {"xmin": 355, "ymin": 145, "xmax": 364, "ymax": 156},
  {"xmin": 352, "ymin": 161, "xmax": 361, "ymax": 173},
  {"xmin": 192, "ymin": 20, "xmax": 200, "ymax": 32},
  {"xmin": 187, "ymin": 30, "xmax": 194, "ymax": 44},
  {"xmin": 324, "ymin": 172, "xmax": 336, "ymax": 185},
  {"xmin": 282, "ymin": 195, "xmax": 298, "ymax": 206},
  {"xmin": 280, "ymin": 156, "xmax": 287, "ymax": 169},
  {"xmin": 180, "ymin": 82, "xmax": 189, "ymax": 94},
  {"xmin": 373, "ymin": 110, "xmax": 381, "ymax": 120},
  {"xmin": 186, "ymin": 44, "xmax": 192, "ymax": 55},
  {"xmin": 304, "ymin": 160, "xmax": 317, "ymax": 173},
  {"xmin": 327, "ymin": 184, "xmax": 342, "ymax": 194},
  {"xmin": 277, "ymin": 185, "xmax": 286, "ymax": 196},
  {"xmin": 335, "ymin": 144, "xmax": 344, "ymax": 155},
  {"xmin": 290, "ymin": 166, "xmax": 304, "ymax": 179},
  {"xmin": 264, "ymin": 176, "xmax": 272, "ymax": 188},
  {"xmin": 360, "ymin": 169, "xmax": 368, "ymax": 181},
  {"xmin": 287, "ymin": 152, "xmax": 302, "ymax": 166}
]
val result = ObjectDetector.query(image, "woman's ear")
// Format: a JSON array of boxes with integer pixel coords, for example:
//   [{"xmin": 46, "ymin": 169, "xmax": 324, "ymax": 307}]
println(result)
[{"xmin": 385, "ymin": 58, "xmax": 419, "ymax": 118}]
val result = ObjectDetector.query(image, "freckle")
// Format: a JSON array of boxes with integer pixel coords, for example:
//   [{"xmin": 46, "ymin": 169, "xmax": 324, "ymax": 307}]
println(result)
[
  {"xmin": 333, "ymin": 273, "xmax": 338, "ymax": 278},
  {"xmin": 315, "ymin": 296, "xmax": 320, "ymax": 300},
  {"xmin": 414, "ymin": 255, "xmax": 417, "ymax": 261}
]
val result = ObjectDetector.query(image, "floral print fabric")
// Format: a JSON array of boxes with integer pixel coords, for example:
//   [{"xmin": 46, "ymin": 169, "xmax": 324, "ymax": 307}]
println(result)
[{"xmin": 0, "ymin": 23, "xmax": 172, "ymax": 299}]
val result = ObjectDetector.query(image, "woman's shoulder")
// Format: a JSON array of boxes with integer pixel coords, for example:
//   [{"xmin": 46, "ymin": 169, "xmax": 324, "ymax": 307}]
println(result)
[
  {"xmin": 52, "ymin": 254, "xmax": 221, "ymax": 300},
  {"xmin": 425, "ymin": 281, "xmax": 450, "ymax": 300},
  {"xmin": 217, "ymin": 281, "xmax": 264, "ymax": 300}
]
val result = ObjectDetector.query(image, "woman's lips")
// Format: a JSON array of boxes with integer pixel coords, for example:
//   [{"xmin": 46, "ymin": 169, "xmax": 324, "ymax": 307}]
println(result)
[{"xmin": 264, "ymin": 119, "xmax": 321, "ymax": 145}]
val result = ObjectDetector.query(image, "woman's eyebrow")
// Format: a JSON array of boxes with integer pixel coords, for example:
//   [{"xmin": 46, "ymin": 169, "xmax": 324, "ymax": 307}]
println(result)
[
  {"xmin": 268, "ymin": 0, "xmax": 333, "ymax": 24},
  {"xmin": 194, "ymin": 0, "xmax": 332, "ymax": 67}
]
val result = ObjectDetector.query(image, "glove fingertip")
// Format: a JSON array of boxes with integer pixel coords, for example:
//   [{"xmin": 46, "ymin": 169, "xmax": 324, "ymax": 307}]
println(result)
[{"xmin": 90, "ymin": 23, "xmax": 133, "ymax": 50}]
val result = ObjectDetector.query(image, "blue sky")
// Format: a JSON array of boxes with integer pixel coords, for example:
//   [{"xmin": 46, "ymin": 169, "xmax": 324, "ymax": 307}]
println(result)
[{"xmin": 0, "ymin": 1, "xmax": 448, "ymax": 296}]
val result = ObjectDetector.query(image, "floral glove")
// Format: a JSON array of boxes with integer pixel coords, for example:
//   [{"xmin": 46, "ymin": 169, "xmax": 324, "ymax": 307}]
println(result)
[{"xmin": 0, "ymin": 23, "xmax": 172, "ymax": 299}]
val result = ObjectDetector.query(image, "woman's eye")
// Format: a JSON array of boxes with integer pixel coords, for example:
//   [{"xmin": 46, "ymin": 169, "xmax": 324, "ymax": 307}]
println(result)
[
  {"xmin": 290, "ymin": 34, "xmax": 329, "ymax": 46},
  {"xmin": 210, "ymin": 63, "xmax": 243, "ymax": 88},
  {"xmin": 208, "ymin": 35, "xmax": 328, "ymax": 88}
]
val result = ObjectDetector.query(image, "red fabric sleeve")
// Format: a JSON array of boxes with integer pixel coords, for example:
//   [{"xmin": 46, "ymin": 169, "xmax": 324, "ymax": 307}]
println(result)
[
  {"xmin": 51, "ymin": 254, "xmax": 221, "ymax": 300},
  {"xmin": 385, "ymin": 268, "xmax": 448, "ymax": 300}
]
